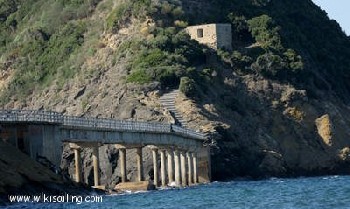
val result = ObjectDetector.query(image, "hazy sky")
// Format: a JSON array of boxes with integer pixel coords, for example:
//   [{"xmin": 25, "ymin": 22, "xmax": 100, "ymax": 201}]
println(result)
[{"xmin": 311, "ymin": 0, "xmax": 350, "ymax": 35}]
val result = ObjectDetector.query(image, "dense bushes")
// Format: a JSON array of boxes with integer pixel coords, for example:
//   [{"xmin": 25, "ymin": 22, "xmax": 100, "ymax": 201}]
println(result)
[
  {"xmin": 179, "ymin": 76, "xmax": 196, "ymax": 96},
  {"xmin": 125, "ymin": 24, "xmax": 205, "ymax": 87},
  {"xmin": 106, "ymin": 0, "xmax": 154, "ymax": 32},
  {"xmin": 0, "ymin": 0, "xmax": 94, "ymax": 102},
  {"xmin": 1, "ymin": 0, "xmax": 350, "ymax": 103},
  {"xmin": 247, "ymin": 15, "xmax": 283, "ymax": 51},
  {"xmin": 224, "ymin": 13, "xmax": 304, "ymax": 80},
  {"xmin": 3, "ymin": 21, "xmax": 86, "ymax": 99}
]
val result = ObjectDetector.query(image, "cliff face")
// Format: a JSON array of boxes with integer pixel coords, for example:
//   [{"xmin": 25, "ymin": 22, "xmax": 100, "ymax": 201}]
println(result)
[
  {"xmin": 0, "ymin": 140, "xmax": 96, "ymax": 205},
  {"xmin": 1, "ymin": 0, "xmax": 350, "ymax": 182},
  {"xmin": 178, "ymin": 75, "xmax": 350, "ymax": 179}
]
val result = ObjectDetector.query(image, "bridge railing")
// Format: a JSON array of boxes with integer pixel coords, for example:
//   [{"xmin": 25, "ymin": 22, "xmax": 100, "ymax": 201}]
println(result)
[
  {"xmin": 0, "ymin": 109, "xmax": 206, "ymax": 140},
  {"xmin": 171, "ymin": 125, "xmax": 206, "ymax": 140},
  {"xmin": 0, "ymin": 110, "xmax": 63, "ymax": 124},
  {"xmin": 63, "ymin": 116, "xmax": 171, "ymax": 133}
]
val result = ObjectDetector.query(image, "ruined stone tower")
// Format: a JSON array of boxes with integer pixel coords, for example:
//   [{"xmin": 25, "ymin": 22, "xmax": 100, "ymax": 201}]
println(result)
[{"xmin": 185, "ymin": 23, "xmax": 232, "ymax": 51}]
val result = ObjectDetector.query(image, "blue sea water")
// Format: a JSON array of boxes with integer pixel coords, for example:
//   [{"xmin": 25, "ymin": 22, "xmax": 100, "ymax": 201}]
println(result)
[{"xmin": 3, "ymin": 175, "xmax": 350, "ymax": 209}]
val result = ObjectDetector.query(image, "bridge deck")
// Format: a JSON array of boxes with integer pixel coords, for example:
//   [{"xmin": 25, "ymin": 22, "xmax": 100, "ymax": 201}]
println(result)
[{"xmin": 0, "ymin": 110, "xmax": 206, "ymax": 140}]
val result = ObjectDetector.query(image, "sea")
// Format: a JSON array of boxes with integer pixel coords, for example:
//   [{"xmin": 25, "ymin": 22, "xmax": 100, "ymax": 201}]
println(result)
[{"xmin": 3, "ymin": 175, "xmax": 350, "ymax": 209}]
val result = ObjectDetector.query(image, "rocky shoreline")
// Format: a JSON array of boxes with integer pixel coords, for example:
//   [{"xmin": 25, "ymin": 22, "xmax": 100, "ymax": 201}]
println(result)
[{"xmin": 0, "ymin": 140, "xmax": 105, "ymax": 206}]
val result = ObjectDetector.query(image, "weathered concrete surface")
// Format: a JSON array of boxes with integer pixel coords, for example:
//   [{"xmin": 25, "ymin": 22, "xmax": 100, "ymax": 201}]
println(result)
[
  {"xmin": 0, "ymin": 124, "xmax": 62, "ymax": 167},
  {"xmin": 61, "ymin": 129, "xmax": 203, "ymax": 149}
]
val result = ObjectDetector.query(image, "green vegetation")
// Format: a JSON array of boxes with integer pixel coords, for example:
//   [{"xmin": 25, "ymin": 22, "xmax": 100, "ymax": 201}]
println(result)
[
  {"xmin": 111, "ymin": 1, "xmax": 205, "ymax": 88},
  {"xmin": 3, "ymin": 21, "xmax": 86, "ymax": 99},
  {"xmin": 0, "ymin": 0, "xmax": 350, "ymax": 103},
  {"xmin": 186, "ymin": 0, "xmax": 350, "ymax": 100},
  {"xmin": 125, "ymin": 28, "xmax": 205, "ymax": 87},
  {"xmin": 179, "ymin": 76, "xmax": 196, "ymax": 96},
  {"xmin": 106, "ymin": 0, "xmax": 155, "ymax": 32},
  {"xmin": 0, "ymin": 0, "xmax": 104, "ymax": 103},
  {"xmin": 247, "ymin": 15, "xmax": 282, "ymax": 51}
]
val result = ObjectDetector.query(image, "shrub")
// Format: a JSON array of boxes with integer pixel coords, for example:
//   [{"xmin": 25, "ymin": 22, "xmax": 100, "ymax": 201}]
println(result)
[
  {"xmin": 179, "ymin": 76, "xmax": 196, "ymax": 96},
  {"xmin": 247, "ymin": 15, "xmax": 283, "ymax": 51},
  {"xmin": 131, "ymin": 48, "xmax": 167, "ymax": 69},
  {"xmin": 174, "ymin": 20, "xmax": 188, "ymax": 28},
  {"xmin": 172, "ymin": 6, "xmax": 184, "ymax": 18},
  {"xmin": 283, "ymin": 49, "xmax": 303, "ymax": 71},
  {"xmin": 125, "ymin": 26, "xmax": 205, "ymax": 88},
  {"xmin": 251, "ymin": 52, "xmax": 285, "ymax": 76},
  {"xmin": 127, "ymin": 70, "xmax": 153, "ymax": 84},
  {"xmin": 106, "ymin": 3, "xmax": 131, "ymax": 32}
]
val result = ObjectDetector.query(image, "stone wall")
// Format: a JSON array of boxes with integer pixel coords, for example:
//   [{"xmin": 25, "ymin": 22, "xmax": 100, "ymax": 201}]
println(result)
[
  {"xmin": 216, "ymin": 24, "xmax": 232, "ymax": 51},
  {"xmin": 185, "ymin": 24, "xmax": 232, "ymax": 51}
]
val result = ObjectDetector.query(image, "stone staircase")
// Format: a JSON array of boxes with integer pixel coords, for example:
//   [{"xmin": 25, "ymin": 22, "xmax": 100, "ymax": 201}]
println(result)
[{"xmin": 159, "ymin": 89, "xmax": 187, "ymax": 127}]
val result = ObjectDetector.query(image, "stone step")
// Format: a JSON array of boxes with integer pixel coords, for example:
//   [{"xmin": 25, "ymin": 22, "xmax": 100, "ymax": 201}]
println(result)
[
  {"xmin": 160, "ymin": 100, "xmax": 174, "ymax": 103},
  {"xmin": 163, "ymin": 101, "xmax": 175, "ymax": 104},
  {"xmin": 161, "ymin": 94, "xmax": 178, "ymax": 97},
  {"xmin": 160, "ymin": 89, "xmax": 187, "ymax": 127},
  {"xmin": 160, "ymin": 92, "xmax": 178, "ymax": 96},
  {"xmin": 160, "ymin": 101, "xmax": 175, "ymax": 104}
]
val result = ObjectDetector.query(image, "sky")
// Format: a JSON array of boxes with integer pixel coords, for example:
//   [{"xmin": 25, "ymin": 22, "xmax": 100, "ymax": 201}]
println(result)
[{"xmin": 311, "ymin": 0, "xmax": 350, "ymax": 35}]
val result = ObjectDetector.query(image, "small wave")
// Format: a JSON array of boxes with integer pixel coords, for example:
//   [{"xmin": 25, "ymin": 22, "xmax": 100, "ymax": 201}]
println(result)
[
  {"xmin": 168, "ymin": 181, "xmax": 177, "ymax": 187},
  {"xmin": 323, "ymin": 175, "xmax": 339, "ymax": 180},
  {"xmin": 133, "ymin": 190, "xmax": 148, "ymax": 194},
  {"xmin": 268, "ymin": 177, "xmax": 284, "ymax": 183},
  {"xmin": 107, "ymin": 190, "xmax": 149, "ymax": 197}
]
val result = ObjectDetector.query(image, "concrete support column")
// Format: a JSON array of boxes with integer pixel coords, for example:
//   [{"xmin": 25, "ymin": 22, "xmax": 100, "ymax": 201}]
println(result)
[
  {"xmin": 152, "ymin": 148, "xmax": 159, "ymax": 187},
  {"xmin": 167, "ymin": 149, "xmax": 174, "ymax": 184},
  {"xmin": 187, "ymin": 152, "xmax": 193, "ymax": 185},
  {"xmin": 174, "ymin": 150, "xmax": 181, "ymax": 187},
  {"xmin": 180, "ymin": 151, "xmax": 188, "ymax": 187},
  {"xmin": 193, "ymin": 152, "xmax": 198, "ymax": 184},
  {"xmin": 92, "ymin": 146, "xmax": 99, "ymax": 187},
  {"xmin": 74, "ymin": 148, "xmax": 82, "ymax": 183},
  {"xmin": 119, "ymin": 148, "xmax": 127, "ymax": 183},
  {"xmin": 160, "ymin": 150, "xmax": 166, "ymax": 187},
  {"xmin": 136, "ymin": 147, "xmax": 144, "ymax": 181}
]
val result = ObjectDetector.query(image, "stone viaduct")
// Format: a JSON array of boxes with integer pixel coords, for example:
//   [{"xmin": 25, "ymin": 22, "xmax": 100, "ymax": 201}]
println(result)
[{"xmin": 0, "ymin": 110, "xmax": 211, "ymax": 189}]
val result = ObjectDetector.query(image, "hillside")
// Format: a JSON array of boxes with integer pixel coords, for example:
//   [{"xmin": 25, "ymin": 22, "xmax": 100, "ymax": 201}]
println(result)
[{"xmin": 1, "ymin": 0, "xmax": 350, "ymax": 181}]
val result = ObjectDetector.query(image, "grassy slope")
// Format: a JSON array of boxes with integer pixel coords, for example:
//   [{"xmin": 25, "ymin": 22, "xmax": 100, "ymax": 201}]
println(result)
[{"xmin": 1, "ymin": 0, "xmax": 349, "ymax": 102}]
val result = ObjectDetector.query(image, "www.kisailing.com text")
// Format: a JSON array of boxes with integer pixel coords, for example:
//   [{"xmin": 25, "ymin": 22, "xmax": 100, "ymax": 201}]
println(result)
[{"xmin": 8, "ymin": 194, "xmax": 103, "ymax": 204}]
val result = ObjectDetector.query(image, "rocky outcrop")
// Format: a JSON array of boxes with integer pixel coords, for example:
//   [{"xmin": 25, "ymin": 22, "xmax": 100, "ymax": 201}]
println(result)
[
  {"xmin": 0, "ymin": 140, "xmax": 97, "ymax": 205},
  {"xmin": 315, "ymin": 114, "xmax": 333, "ymax": 146}
]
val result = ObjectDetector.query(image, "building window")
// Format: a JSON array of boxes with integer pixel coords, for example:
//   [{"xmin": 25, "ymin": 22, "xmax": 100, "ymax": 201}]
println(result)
[{"xmin": 197, "ymin": 28, "xmax": 203, "ymax": 38}]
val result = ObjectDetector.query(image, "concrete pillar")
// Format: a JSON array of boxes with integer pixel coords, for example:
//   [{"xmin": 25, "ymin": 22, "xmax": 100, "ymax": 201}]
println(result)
[
  {"xmin": 74, "ymin": 148, "xmax": 82, "ymax": 183},
  {"xmin": 193, "ymin": 152, "xmax": 198, "ymax": 184},
  {"xmin": 152, "ymin": 148, "xmax": 159, "ymax": 187},
  {"xmin": 119, "ymin": 148, "xmax": 127, "ymax": 183},
  {"xmin": 187, "ymin": 152, "xmax": 193, "ymax": 185},
  {"xmin": 180, "ymin": 151, "xmax": 188, "ymax": 186},
  {"xmin": 160, "ymin": 150, "xmax": 166, "ymax": 187},
  {"xmin": 92, "ymin": 146, "xmax": 99, "ymax": 187},
  {"xmin": 167, "ymin": 149, "xmax": 174, "ymax": 184},
  {"xmin": 136, "ymin": 147, "xmax": 144, "ymax": 181},
  {"xmin": 174, "ymin": 150, "xmax": 181, "ymax": 187}
]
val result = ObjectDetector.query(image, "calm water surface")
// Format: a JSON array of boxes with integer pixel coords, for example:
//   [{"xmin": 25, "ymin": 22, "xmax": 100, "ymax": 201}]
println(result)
[{"xmin": 4, "ymin": 176, "xmax": 350, "ymax": 209}]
